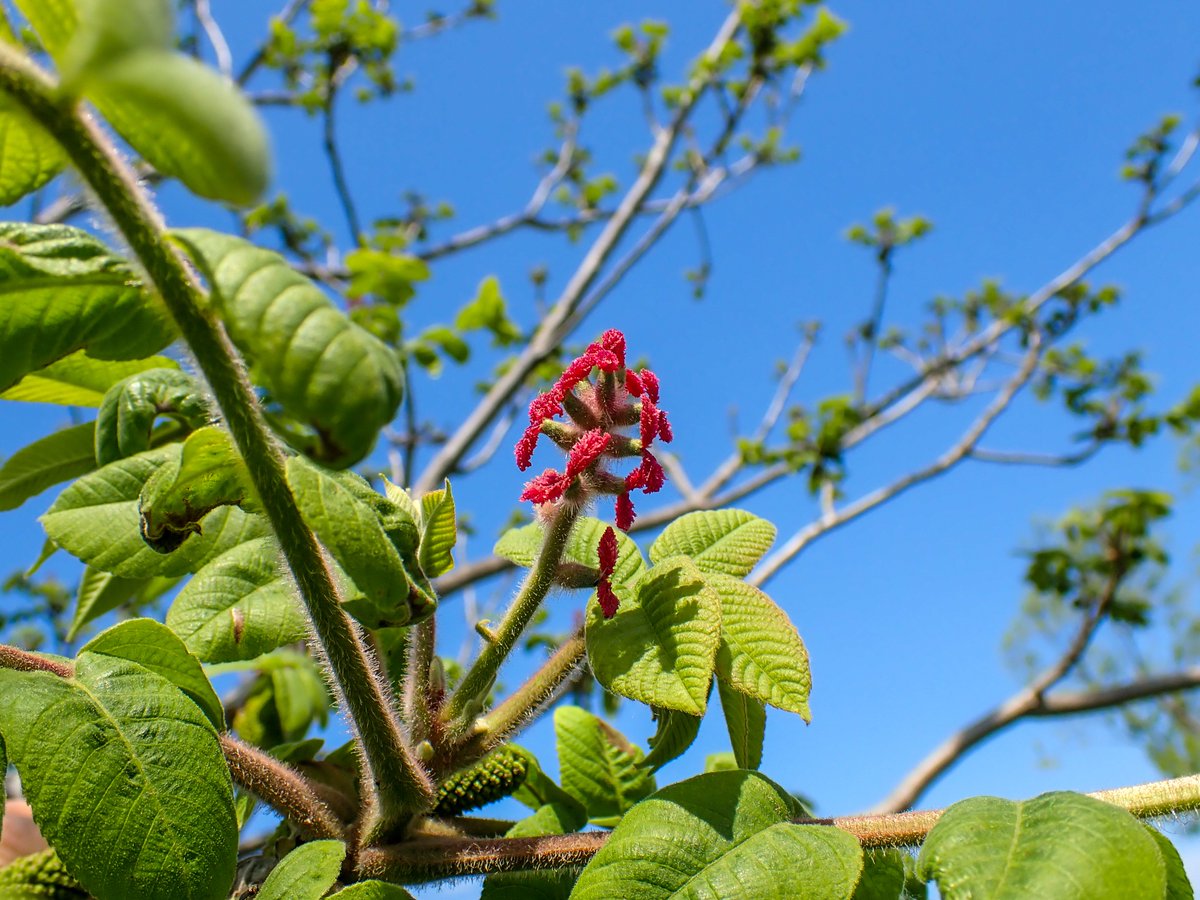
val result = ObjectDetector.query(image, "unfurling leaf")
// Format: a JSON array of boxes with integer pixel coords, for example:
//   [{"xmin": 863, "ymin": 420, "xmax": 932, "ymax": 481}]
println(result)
[
  {"xmin": 137, "ymin": 426, "xmax": 258, "ymax": 552},
  {"xmin": 641, "ymin": 705, "xmax": 702, "ymax": 772},
  {"xmin": 419, "ymin": 480, "xmax": 457, "ymax": 577},
  {"xmin": 95, "ymin": 367, "xmax": 208, "ymax": 464},
  {"xmin": 717, "ymin": 676, "xmax": 766, "ymax": 770},
  {"xmin": 555, "ymin": 705, "xmax": 655, "ymax": 827},
  {"xmin": 173, "ymin": 229, "xmax": 403, "ymax": 466},
  {"xmin": 2, "ymin": 351, "xmax": 179, "ymax": 406}
]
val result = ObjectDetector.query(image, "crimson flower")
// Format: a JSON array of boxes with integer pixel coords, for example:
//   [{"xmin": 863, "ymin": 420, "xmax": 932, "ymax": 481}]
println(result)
[{"xmin": 515, "ymin": 328, "xmax": 671, "ymax": 617}]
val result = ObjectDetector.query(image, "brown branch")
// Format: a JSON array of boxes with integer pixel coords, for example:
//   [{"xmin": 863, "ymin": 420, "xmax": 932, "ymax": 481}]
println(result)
[
  {"xmin": 219, "ymin": 733, "xmax": 346, "ymax": 840},
  {"xmin": 0, "ymin": 645, "xmax": 72, "ymax": 678},
  {"xmin": 1031, "ymin": 668, "xmax": 1200, "ymax": 716},
  {"xmin": 358, "ymin": 772, "xmax": 1200, "ymax": 881},
  {"xmin": 871, "ymin": 562, "xmax": 1125, "ymax": 814}
]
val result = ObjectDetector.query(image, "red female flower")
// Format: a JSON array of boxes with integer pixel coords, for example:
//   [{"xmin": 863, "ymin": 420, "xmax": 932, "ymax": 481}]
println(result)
[
  {"xmin": 515, "ymin": 329, "xmax": 671, "ymax": 616},
  {"xmin": 597, "ymin": 526, "xmax": 620, "ymax": 618}
]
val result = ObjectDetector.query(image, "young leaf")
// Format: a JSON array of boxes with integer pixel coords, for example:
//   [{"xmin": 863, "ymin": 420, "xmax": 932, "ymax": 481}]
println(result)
[
  {"xmin": 495, "ymin": 516, "xmax": 646, "ymax": 585},
  {"xmin": 2, "ymin": 351, "xmax": 179, "ymax": 406},
  {"xmin": 10, "ymin": 0, "xmax": 76, "ymax": 54},
  {"xmin": 510, "ymin": 750, "xmax": 586, "ymax": 818},
  {"xmin": 419, "ymin": 479, "xmax": 456, "ymax": 577},
  {"xmin": 1144, "ymin": 826, "xmax": 1192, "ymax": 900},
  {"xmin": 81, "ymin": 617, "xmax": 225, "ymax": 730},
  {"xmin": 0, "ymin": 658, "xmax": 237, "ymax": 900},
  {"xmin": 708, "ymin": 572, "xmax": 811, "ymax": 719},
  {"xmin": 174, "ymin": 229, "xmax": 404, "ymax": 466},
  {"xmin": 68, "ymin": 565, "xmax": 176, "ymax": 641},
  {"xmin": 572, "ymin": 770, "xmax": 862, "ymax": 900},
  {"xmin": 717, "ymin": 676, "xmax": 766, "ymax": 770},
  {"xmin": 0, "ymin": 98, "xmax": 64, "ymax": 206},
  {"xmin": 852, "ymin": 848, "xmax": 910, "ymax": 900},
  {"xmin": 286, "ymin": 457, "xmax": 414, "ymax": 623},
  {"xmin": 641, "ymin": 705, "xmax": 703, "ymax": 772},
  {"xmin": 649, "ymin": 509, "xmax": 777, "ymax": 577},
  {"xmin": 58, "ymin": 0, "xmax": 174, "ymax": 88},
  {"xmin": 917, "ymin": 792, "xmax": 1168, "ymax": 899},
  {"xmin": 554, "ymin": 705, "xmax": 656, "ymax": 827},
  {"xmin": 95, "ymin": 367, "xmax": 207, "ymax": 463},
  {"xmin": 256, "ymin": 840, "xmax": 346, "ymax": 900},
  {"xmin": 328, "ymin": 882, "xmax": 418, "ymax": 899},
  {"xmin": 166, "ymin": 536, "xmax": 307, "ymax": 663},
  {"xmin": 586, "ymin": 556, "xmax": 721, "ymax": 714},
  {"xmin": 41, "ymin": 445, "xmax": 270, "ymax": 578},
  {"xmin": 0, "ymin": 222, "xmax": 176, "ymax": 393},
  {"xmin": 270, "ymin": 649, "xmax": 331, "ymax": 740},
  {"xmin": 0, "ymin": 421, "xmax": 96, "ymax": 511}
]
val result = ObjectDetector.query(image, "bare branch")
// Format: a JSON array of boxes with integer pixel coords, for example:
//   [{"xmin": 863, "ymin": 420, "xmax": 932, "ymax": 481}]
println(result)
[
  {"xmin": 1031, "ymin": 668, "xmax": 1200, "ymax": 717},
  {"xmin": 193, "ymin": 0, "xmax": 233, "ymax": 79},
  {"xmin": 968, "ymin": 444, "xmax": 1102, "ymax": 468},
  {"xmin": 871, "ymin": 561, "xmax": 1124, "ymax": 814},
  {"xmin": 749, "ymin": 337, "xmax": 1043, "ymax": 589},
  {"xmin": 411, "ymin": 10, "xmax": 746, "ymax": 496}
]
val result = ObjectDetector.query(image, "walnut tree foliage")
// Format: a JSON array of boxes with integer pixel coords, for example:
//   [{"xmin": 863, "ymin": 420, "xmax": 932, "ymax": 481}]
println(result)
[{"xmin": 0, "ymin": 1, "xmax": 1198, "ymax": 898}]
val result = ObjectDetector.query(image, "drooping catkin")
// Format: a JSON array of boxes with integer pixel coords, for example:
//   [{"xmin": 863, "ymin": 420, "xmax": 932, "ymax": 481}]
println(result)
[
  {"xmin": 433, "ymin": 745, "xmax": 532, "ymax": 816},
  {"xmin": 0, "ymin": 848, "xmax": 90, "ymax": 898}
]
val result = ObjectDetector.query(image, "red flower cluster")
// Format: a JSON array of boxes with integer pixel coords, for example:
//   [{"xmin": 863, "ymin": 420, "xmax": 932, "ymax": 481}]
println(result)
[{"xmin": 515, "ymin": 329, "xmax": 671, "ymax": 617}]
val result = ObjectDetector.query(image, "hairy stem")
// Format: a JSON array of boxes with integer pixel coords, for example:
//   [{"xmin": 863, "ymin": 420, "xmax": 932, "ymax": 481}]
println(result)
[
  {"xmin": 219, "ymin": 734, "xmax": 345, "ymax": 841},
  {"xmin": 440, "ymin": 502, "xmax": 580, "ymax": 736},
  {"xmin": 0, "ymin": 48, "xmax": 433, "ymax": 835},
  {"xmin": 452, "ymin": 629, "xmax": 586, "ymax": 768},
  {"xmin": 358, "ymin": 772, "xmax": 1200, "ymax": 881}
]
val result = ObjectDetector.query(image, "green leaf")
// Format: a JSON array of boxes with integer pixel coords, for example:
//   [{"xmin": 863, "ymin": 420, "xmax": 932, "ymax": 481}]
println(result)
[
  {"xmin": 481, "ymin": 803, "xmax": 584, "ymax": 899},
  {"xmin": 81, "ymin": 617, "xmax": 225, "ymax": 730},
  {"xmin": 270, "ymin": 650, "xmax": 331, "ymax": 739},
  {"xmin": 138, "ymin": 426, "xmax": 259, "ymax": 551},
  {"xmin": 586, "ymin": 556, "xmax": 721, "ymax": 714},
  {"xmin": 708, "ymin": 572, "xmax": 811, "ymax": 718},
  {"xmin": 852, "ymin": 848, "xmax": 909, "ymax": 900},
  {"xmin": 0, "ymin": 98, "xmax": 64, "ymax": 206},
  {"xmin": 174, "ymin": 229, "xmax": 403, "ymax": 466},
  {"xmin": 0, "ymin": 223, "xmax": 176, "ymax": 393},
  {"xmin": 256, "ymin": 840, "xmax": 346, "ymax": 900},
  {"xmin": 59, "ymin": 0, "xmax": 174, "ymax": 88},
  {"xmin": 94, "ymin": 366, "xmax": 206, "ymax": 463},
  {"xmin": 917, "ymin": 792, "xmax": 1167, "ymax": 899},
  {"xmin": 495, "ymin": 516, "xmax": 646, "ymax": 586},
  {"xmin": 0, "ymin": 658, "xmax": 237, "ymax": 900},
  {"xmin": 554, "ymin": 705, "xmax": 655, "ymax": 827},
  {"xmin": 286, "ymin": 457, "xmax": 414, "ymax": 623},
  {"xmin": 1145, "ymin": 826, "xmax": 1193, "ymax": 900},
  {"xmin": 167, "ymin": 536, "xmax": 307, "ymax": 663},
  {"xmin": 649, "ymin": 509, "xmax": 777, "ymax": 577},
  {"xmin": 68, "ymin": 565, "xmax": 176, "ymax": 640},
  {"xmin": 74, "ymin": 36, "xmax": 271, "ymax": 206},
  {"xmin": 717, "ymin": 676, "xmax": 765, "ymax": 769},
  {"xmin": 2, "ymin": 351, "xmax": 179, "ymax": 406},
  {"xmin": 456, "ymin": 275, "xmax": 521, "ymax": 345},
  {"xmin": 572, "ymin": 770, "xmax": 863, "ymax": 900},
  {"xmin": 328, "ymin": 882, "xmax": 417, "ymax": 899},
  {"xmin": 41, "ymin": 445, "xmax": 270, "ymax": 578},
  {"xmin": 419, "ymin": 480, "xmax": 456, "ymax": 577},
  {"xmin": 510, "ymin": 751, "xmax": 586, "ymax": 819},
  {"xmin": 10, "ymin": 0, "xmax": 75, "ymax": 54},
  {"xmin": 0, "ymin": 421, "xmax": 95, "ymax": 511},
  {"xmin": 642, "ymin": 706, "xmax": 702, "ymax": 772}
]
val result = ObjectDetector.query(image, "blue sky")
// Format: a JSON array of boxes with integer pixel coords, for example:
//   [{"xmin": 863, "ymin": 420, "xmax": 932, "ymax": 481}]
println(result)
[{"xmin": 4, "ymin": 1, "xmax": 1200, "ymax": 892}]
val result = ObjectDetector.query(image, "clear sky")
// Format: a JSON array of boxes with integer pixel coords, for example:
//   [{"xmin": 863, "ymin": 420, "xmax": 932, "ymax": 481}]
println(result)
[{"xmin": 3, "ymin": 1, "xmax": 1200, "ymax": 894}]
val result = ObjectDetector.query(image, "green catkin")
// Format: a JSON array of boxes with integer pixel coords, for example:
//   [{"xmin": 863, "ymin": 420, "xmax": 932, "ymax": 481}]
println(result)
[
  {"xmin": 0, "ymin": 849, "xmax": 91, "ymax": 898},
  {"xmin": 433, "ymin": 746, "xmax": 531, "ymax": 816}
]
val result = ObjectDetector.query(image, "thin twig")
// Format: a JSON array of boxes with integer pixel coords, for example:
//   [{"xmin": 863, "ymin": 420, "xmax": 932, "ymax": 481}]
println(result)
[
  {"xmin": 193, "ymin": 0, "xmax": 233, "ymax": 79},
  {"xmin": 411, "ymin": 10, "xmax": 746, "ymax": 496}
]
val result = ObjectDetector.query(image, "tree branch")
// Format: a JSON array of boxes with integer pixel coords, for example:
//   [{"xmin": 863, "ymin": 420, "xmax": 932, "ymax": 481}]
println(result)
[
  {"xmin": 410, "ymin": 9, "xmax": 745, "ymax": 496},
  {"xmin": 871, "ymin": 561, "xmax": 1125, "ymax": 814}
]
